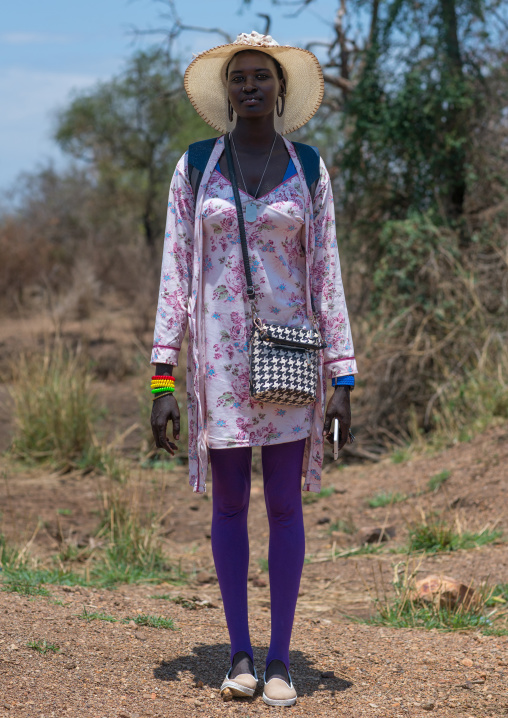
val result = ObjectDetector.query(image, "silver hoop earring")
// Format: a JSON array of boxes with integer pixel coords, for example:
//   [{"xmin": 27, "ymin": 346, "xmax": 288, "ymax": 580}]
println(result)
[
  {"xmin": 228, "ymin": 99, "xmax": 234, "ymax": 123},
  {"xmin": 276, "ymin": 94, "xmax": 285, "ymax": 118}
]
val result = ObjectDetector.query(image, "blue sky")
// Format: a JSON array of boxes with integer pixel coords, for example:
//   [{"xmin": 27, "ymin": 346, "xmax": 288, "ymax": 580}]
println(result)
[{"xmin": 0, "ymin": 0, "xmax": 339, "ymax": 192}]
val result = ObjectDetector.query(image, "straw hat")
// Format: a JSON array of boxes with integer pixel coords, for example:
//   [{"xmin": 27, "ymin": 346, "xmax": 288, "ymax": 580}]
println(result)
[{"xmin": 184, "ymin": 31, "xmax": 324, "ymax": 135}]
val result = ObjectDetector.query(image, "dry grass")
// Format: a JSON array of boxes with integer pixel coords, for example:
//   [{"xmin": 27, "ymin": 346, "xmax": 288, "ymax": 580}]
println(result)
[
  {"xmin": 0, "ymin": 466, "xmax": 184, "ymax": 589},
  {"xmin": 363, "ymin": 559, "xmax": 508, "ymax": 634},
  {"xmin": 9, "ymin": 344, "xmax": 98, "ymax": 471},
  {"xmin": 355, "ymin": 209, "xmax": 508, "ymax": 449}
]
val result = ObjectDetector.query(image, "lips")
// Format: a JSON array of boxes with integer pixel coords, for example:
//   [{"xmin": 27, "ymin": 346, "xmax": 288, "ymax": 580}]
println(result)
[{"xmin": 242, "ymin": 97, "xmax": 261, "ymax": 105}]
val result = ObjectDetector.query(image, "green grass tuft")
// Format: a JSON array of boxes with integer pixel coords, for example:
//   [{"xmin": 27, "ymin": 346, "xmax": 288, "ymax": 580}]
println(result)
[
  {"xmin": 27, "ymin": 639, "xmax": 60, "ymax": 654},
  {"xmin": 126, "ymin": 614, "xmax": 176, "ymax": 629},
  {"xmin": 1, "ymin": 555, "xmax": 185, "ymax": 592},
  {"xmin": 77, "ymin": 606, "xmax": 118, "ymax": 622},
  {"xmin": 0, "ymin": 533, "xmax": 21, "ymax": 568},
  {"xmin": 408, "ymin": 520, "xmax": 502, "ymax": 554},
  {"xmin": 481, "ymin": 627, "xmax": 508, "ymax": 636},
  {"xmin": 428, "ymin": 469, "xmax": 451, "ymax": 492},
  {"xmin": 485, "ymin": 584, "xmax": 508, "ymax": 607},
  {"xmin": 302, "ymin": 486, "xmax": 336, "ymax": 505},
  {"xmin": 258, "ymin": 557, "xmax": 269, "ymax": 572},
  {"xmin": 1, "ymin": 580, "xmax": 51, "ymax": 597},
  {"xmin": 367, "ymin": 491, "xmax": 407, "ymax": 508},
  {"xmin": 391, "ymin": 447, "xmax": 411, "ymax": 464},
  {"xmin": 362, "ymin": 566, "xmax": 508, "ymax": 635},
  {"xmin": 366, "ymin": 599, "xmax": 494, "ymax": 632},
  {"xmin": 328, "ymin": 518, "xmax": 357, "ymax": 535}
]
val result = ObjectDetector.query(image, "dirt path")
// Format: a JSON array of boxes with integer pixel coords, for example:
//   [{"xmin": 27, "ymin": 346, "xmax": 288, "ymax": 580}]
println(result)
[
  {"xmin": 1, "ymin": 422, "xmax": 508, "ymax": 717},
  {"xmin": 1, "ymin": 582, "xmax": 507, "ymax": 718}
]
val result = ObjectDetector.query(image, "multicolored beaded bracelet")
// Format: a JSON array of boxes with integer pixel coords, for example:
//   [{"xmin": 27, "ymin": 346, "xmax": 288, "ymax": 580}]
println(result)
[{"xmin": 151, "ymin": 374, "xmax": 175, "ymax": 396}]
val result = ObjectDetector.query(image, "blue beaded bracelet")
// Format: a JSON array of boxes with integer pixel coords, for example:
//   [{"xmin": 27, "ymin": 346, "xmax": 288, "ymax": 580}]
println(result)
[{"xmin": 332, "ymin": 374, "xmax": 355, "ymax": 387}]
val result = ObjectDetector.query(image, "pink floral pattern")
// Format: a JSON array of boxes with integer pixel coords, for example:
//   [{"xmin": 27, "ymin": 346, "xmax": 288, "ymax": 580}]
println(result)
[
  {"xmin": 202, "ymin": 167, "xmax": 315, "ymax": 449},
  {"xmin": 151, "ymin": 136, "xmax": 357, "ymax": 494}
]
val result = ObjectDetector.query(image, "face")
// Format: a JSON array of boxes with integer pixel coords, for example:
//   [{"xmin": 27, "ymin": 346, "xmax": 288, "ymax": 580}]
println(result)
[{"xmin": 226, "ymin": 50, "xmax": 285, "ymax": 120}]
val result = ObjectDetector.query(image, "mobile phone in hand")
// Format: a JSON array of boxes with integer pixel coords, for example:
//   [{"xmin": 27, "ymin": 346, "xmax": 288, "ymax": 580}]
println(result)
[
  {"xmin": 333, "ymin": 420, "xmax": 356, "ymax": 460},
  {"xmin": 333, "ymin": 418, "xmax": 339, "ymax": 460}
]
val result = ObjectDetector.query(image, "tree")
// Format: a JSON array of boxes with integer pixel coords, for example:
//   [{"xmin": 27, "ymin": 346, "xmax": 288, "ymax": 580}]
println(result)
[
  {"xmin": 55, "ymin": 47, "xmax": 213, "ymax": 251},
  {"xmin": 238, "ymin": 0, "xmax": 507, "ymax": 228}
]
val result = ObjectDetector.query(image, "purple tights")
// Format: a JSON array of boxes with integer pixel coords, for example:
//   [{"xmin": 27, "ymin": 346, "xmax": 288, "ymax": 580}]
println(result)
[{"xmin": 209, "ymin": 439, "xmax": 306, "ymax": 671}]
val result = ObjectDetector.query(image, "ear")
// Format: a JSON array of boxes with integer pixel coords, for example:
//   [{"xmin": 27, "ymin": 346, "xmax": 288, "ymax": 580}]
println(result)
[{"xmin": 279, "ymin": 77, "xmax": 287, "ymax": 96}]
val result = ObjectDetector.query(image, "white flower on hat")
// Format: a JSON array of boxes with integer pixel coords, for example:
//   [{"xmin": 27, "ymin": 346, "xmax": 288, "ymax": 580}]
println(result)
[{"xmin": 233, "ymin": 31, "xmax": 279, "ymax": 47}]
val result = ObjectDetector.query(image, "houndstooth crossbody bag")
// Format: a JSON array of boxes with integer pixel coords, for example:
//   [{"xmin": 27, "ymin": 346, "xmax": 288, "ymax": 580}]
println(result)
[{"xmin": 224, "ymin": 134, "xmax": 326, "ymax": 406}]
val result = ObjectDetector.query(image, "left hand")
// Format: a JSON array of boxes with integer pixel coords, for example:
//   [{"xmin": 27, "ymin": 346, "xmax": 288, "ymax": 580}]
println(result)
[{"xmin": 323, "ymin": 386, "xmax": 352, "ymax": 451}]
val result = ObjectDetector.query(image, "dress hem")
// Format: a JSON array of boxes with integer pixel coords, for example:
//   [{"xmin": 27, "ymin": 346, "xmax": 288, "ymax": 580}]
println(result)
[{"xmin": 206, "ymin": 431, "xmax": 311, "ymax": 450}]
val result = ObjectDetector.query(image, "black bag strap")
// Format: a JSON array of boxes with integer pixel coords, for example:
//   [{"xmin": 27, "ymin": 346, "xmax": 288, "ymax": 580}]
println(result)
[
  {"xmin": 187, "ymin": 137, "xmax": 320, "ymax": 202},
  {"xmin": 224, "ymin": 133, "xmax": 256, "ymax": 302},
  {"xmin": 223, "ymin": 134, "xmax": 322, "ymax": 334}
]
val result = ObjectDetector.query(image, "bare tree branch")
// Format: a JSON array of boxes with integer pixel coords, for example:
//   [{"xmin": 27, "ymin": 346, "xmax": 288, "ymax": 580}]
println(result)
[
  {"xmin": 322, "ymin": 72, "xmax": 354, "ymax": 92},
  {"xmin": 175, "ymin": 24, "xmax": 233, "ymax": 43},
  {"xmin": 257, "ymin": 14, "xmax": 272, "ymax": 35},
  {"xmin": 369, "ymin": 0, "xmax": 380, "ymax": 45},
  {"xmin": 133, "ymin": 0, "xmax": 234, "ymax": 48}
]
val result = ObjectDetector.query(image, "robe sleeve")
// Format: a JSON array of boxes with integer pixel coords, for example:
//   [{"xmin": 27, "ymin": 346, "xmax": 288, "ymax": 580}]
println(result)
[
  {"xmin": 151, "ymin": 153, "xmax": 195, "ymax": 366},
  {"xmin": 310, "ymin": 159, "xmax": 358, "ymax": 379}
]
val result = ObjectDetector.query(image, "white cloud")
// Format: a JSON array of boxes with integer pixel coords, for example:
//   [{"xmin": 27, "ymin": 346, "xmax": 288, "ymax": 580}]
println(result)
[{"xmin": 0, "ymin": 32, "xmax": 72, "ymax": 45}]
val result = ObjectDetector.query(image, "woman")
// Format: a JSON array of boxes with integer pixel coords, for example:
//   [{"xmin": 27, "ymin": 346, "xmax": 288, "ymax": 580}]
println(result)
[{"xmin": 151, "ymin": 31, "xmax": 357, "ymax": 707}]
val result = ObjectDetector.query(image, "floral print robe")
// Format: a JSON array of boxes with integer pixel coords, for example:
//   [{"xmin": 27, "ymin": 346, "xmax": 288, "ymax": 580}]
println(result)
[{"xmin": 151, "ymin": 135, "xmax": 357, "ymax": 493}]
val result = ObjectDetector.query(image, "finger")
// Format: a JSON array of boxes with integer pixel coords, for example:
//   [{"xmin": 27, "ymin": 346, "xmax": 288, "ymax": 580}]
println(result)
[
  {"xmin": 159, "ymin": 436, "xmax": 177, "ymax": 456},
  {"xmin": 322, "ymin": 410, "xmax": 334, "ymax": 437},
  {"xmin": 151, "ymin": 423, "xmax": 161, "ymax": 448},
  {"xmin": 338, "ymin": 420, "xmax": 350, "ymax": 450},
  {"xmin": 152, "ymin": 417, "xmax": 166, "ymax": 448},
  {"xmin": 157, "ymin": 427, "xmax": 170, "ymax": 452},
  {"xmin": 172, "ymin": 415, "xmax": 180, "ymax": 442}
]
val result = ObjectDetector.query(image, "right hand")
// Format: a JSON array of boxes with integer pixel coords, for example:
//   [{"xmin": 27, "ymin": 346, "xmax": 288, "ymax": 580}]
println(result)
[{"xmin": 150, "ymin": 394, "xmax": 180, "ymax": 456}]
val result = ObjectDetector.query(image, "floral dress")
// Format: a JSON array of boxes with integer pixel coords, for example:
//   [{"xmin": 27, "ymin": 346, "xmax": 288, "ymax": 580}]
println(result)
[
  {"xmin": 151, "ymin": 135, "xmax": 357, "ymax": 493},
  {"xmin": 202, "ymin": 159, "xmax": 314, "ymax": 448}
]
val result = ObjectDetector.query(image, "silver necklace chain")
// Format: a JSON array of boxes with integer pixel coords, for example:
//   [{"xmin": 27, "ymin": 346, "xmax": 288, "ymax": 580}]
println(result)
[{"xmin": 230, "ymin": 132, "xmax": 278, "ymax": 199}]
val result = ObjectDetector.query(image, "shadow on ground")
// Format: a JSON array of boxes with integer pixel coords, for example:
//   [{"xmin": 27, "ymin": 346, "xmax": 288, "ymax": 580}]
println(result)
[{"xmin": 154, "ymin": 642, "xmax": 353, "ymax": 696}]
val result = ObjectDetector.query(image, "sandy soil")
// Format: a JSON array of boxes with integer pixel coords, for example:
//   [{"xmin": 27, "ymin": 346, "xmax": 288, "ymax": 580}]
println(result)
[{"xmin": 0, "ymin": 315, "xmax": 507, "ymax": 717}]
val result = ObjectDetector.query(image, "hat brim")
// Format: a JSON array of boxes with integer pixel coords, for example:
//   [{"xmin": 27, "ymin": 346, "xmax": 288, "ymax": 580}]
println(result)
[{"xmin": 184, "ymin": 42, "xmax": 324, "ymax": 135}]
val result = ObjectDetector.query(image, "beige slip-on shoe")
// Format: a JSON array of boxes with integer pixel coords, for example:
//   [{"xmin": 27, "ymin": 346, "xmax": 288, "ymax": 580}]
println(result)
[
  {"xmin": 220, "ymin": 665, "xmax": 258, "ymax": 698},
  {"xmin": 262, "ymin": 671, "xmax": 297, "ymax": 706}
]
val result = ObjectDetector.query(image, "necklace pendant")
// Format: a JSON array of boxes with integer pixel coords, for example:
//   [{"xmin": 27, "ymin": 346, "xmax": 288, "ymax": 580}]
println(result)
[{"xmin": 245, "ymin": 201, "xmax": 258, "ymax": 223}]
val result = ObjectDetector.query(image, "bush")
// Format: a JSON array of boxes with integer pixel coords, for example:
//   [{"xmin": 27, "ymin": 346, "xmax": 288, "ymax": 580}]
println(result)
[{"xmin": 357, "ymin": 210, "xmax": 508, "ymax": 446}]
